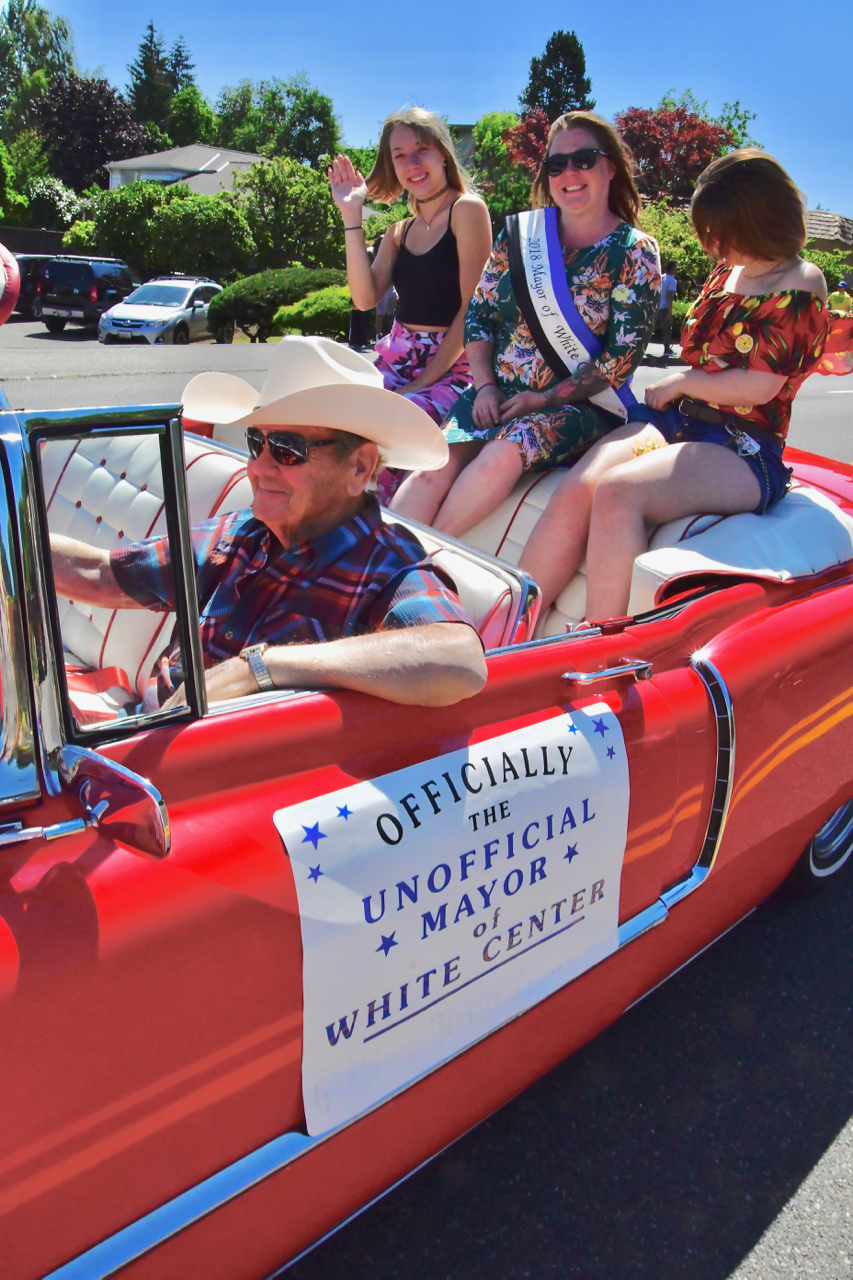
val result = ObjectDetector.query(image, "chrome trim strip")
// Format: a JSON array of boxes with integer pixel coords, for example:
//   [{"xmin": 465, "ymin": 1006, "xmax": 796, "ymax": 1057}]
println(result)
[
  {"xmin": 660, "ymin": 864, "xmax": 709, "ymax": 910},
  {"xmin": 43, "ymin": 1131, "xmax": 316, "ymax": 1279},
  {"xmin": 660, "ymin": 655, "xmax": 735, "ymax": 909},
  {"xmin": 617, "ymin": 897, "xmax": 668, "ymax": 948},
  {"xmin": 0, "ymin": 412, "xmax": 65, "ymax": 794}
]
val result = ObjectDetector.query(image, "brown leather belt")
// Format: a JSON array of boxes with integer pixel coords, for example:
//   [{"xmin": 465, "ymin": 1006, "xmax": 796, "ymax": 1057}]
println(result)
[
  {"xmin": 675, "ymin": 396, "xmax": 725, "ymax": 424},
  {"xmin": 675, "ymin": 396, "xmax": 783, "ymax": 446}
]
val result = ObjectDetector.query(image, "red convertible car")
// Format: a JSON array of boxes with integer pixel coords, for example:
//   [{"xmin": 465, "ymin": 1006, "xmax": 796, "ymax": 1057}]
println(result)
[{"xmin": 2, "ymin": 360, "xmax": 853, "ymax": 1276}]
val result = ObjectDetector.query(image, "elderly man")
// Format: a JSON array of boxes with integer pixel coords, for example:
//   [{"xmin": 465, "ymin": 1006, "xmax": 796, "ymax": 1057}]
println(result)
[{"xmin": 50, "ymin": 337, "xmax": 487, "ymax": 708}]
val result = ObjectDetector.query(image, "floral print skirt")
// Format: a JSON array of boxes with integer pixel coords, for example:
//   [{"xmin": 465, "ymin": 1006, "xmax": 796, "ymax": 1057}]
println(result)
[
  {"xmin": 373, "ymin": 321, "xmax": 472, "ymax": 424},
  {"xmin": 374, "ymin": 320, "xmax": 472, "ymax": 503},
  {"xmin": 444, "ymin": 385, "xmax": 621, "ymax": 471}
]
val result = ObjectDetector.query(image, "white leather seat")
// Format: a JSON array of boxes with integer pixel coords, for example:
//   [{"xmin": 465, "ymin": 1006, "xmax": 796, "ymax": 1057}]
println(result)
[{"xmin": 462, "ymin": 471, "xmax": 853, "ymax": 633}]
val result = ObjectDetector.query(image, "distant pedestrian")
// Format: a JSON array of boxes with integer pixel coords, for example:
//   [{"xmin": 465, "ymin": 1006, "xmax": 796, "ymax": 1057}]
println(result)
[
  {"xmin": 828, "ymin": 280, "xmax": 852, "ymax": 313},
  {"xmin": 658, "ymin": 260, "xmax": 678, "ymax": 355}
]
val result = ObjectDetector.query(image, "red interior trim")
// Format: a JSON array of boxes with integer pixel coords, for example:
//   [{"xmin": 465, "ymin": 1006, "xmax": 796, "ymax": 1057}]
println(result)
[{"xmin": 495, "ymin": 473, "xmax": 551, "ymax": 558}]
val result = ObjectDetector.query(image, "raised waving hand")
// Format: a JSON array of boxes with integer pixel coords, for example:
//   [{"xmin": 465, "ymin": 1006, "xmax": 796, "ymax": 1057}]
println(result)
[{"xmin": 328, "ymin": 154, "xmax": 368, "ymax": 219}]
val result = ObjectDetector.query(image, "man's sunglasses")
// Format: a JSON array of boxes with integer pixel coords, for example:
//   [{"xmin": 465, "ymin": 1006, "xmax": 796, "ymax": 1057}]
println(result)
[
  {"xmin": 542, "ymin": 148, "xmax": 609, "ymax": 178},
  {"xmin": 246, "ymin": 427, "xmax": 338, "ymax": 466}
]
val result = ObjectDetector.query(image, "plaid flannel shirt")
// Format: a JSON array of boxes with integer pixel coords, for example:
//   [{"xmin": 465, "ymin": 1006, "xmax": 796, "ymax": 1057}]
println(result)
[{"xmin": 111, "ymin": 496, "xmax": 474, "ymax": 701}]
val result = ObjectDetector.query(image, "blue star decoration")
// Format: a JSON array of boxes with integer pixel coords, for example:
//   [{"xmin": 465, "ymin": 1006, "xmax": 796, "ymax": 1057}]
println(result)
[
  {"xmin": 307, "ymin": 865, "xmax": 324, "ymax": 882},
  {"xmin": 337, "ymin": 805, "xmax": 352, "ymax": 820},
  {"xmin": 607, "ymin": 746, "xmax": 616, "ymax": 759},
  {"xmin": 564, "ymin": 843, "xmax": 579, "ymax": 862},
  {"xmin": 567, "ymin": 721, "xmax": 578, "ymax": 735},
  {"xmin": 593, "ymin": 717, "xmax": 609, "ymax": 737},
  {"xmin": 301, "ymin": 822, "xmax": 327, "ymax": 850},
  {"xmin": 376, "ymin": 933, "xmax": 398, "ymax": 956}
]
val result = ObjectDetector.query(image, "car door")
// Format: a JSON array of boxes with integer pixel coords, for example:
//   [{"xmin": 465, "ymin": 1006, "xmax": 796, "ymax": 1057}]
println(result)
[
  {"xmin": 0, "ymin": 406, "xmax": 722, "ymax": 1277},
  {"xmin": 187, "ymin": 287, "xmax": 208, "ymax": 340}
]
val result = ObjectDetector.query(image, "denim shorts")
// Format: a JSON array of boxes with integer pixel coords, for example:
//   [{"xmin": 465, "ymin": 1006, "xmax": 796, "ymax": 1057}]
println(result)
[{"xmin": 628, "ymin": 405, "xmax": 792, "ymax": 515}]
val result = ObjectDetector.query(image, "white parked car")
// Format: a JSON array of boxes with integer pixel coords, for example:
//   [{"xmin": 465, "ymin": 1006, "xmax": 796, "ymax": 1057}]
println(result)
[{"xmin": 98, "ymin": 276, "xmax": 232, "ymax": 345}]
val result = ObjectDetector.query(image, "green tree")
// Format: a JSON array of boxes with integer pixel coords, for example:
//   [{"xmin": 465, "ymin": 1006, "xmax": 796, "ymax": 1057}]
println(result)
[
  {"xmin": 215, "ymin": 74, "xmax": 339, "ymax": 165},
  {"xmin": 639, "ymin": 200, "xmax": 713, "ymax": 299},
  {"xmin": 34, "ymin": 71, "xmax": 151, "ymax": 190},
  {"xmin": 0, "ymin": 139, "xmax": 28, "ymax": 219},
  {"xmin": 231, "ymin": 156, "xmax": 344, "ymax": 269},
  {"xmin": 7, "ymin": 126, "xmax": 48, "ymax": 188},
  {"xmin": 166, "ymin": 85, "xmax": 217, "ymax": 146},
  {"xmin": 84, "ymin": 180, "xmax": 166, "ymax": 273},
  {"xmin": 472, "ymin": 111, "xmax": 532, "ymax": 228},
  {"xmin": 278, "ymin": 73, "xmax": 340, "ymax": 167},
  {"xmin": 127, "ymin": 21, "xmax": 173, "ymax": 128},
  {"xmin": 167, "ymin": 35, "xmax": 195, "ymax": 92},
  {"xmin": 148, "ymin": 187, "xmax": 254, "ymax": 280},
  {"xmin": 0, "ymin": 0, "xmax": 75, "ymax": 141},
  {"xmin": 519, "ymin": 30, "xmax": 594, "ymax": 122}
]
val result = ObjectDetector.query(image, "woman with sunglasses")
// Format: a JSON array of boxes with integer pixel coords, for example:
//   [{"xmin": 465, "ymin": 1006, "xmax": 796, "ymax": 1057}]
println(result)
[
  {"xmin": 517, "ymin": 149, "xmax": 830, "ymax": 624},
  {"xmin": 391, "ymin": 111, "xmax": 660, "ymax": 532},
  {"xmin": 328, "ymin": 108, "xmax": 492, "ymax": 449}
]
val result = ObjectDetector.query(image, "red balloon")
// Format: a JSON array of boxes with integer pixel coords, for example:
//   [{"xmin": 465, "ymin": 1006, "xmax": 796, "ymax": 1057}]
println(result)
[{"xmin": 0, "ymin": 241, "xmax": 20, "ymax": 326}]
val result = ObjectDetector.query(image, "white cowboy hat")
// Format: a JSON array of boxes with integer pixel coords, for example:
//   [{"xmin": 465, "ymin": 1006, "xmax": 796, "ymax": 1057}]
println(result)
[{"xmin": 181, "ymin": 335, "xmax": 449, "ymax": 471}]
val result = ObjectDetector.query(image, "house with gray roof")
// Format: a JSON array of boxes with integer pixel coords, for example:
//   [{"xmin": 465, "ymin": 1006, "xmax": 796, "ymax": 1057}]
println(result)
[
  {"xmin": 104, "ymin": 144, "xmax": 262, "ymax": 196},
  {"xmin": 806, "ymin": 209, "xmax": 853, "ymax": 268}
]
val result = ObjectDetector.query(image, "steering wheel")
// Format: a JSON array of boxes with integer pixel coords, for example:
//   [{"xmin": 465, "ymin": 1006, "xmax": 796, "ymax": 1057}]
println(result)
[{"xmin": 0, "ymin": 241, "xmax": 20, "ymax": 326}]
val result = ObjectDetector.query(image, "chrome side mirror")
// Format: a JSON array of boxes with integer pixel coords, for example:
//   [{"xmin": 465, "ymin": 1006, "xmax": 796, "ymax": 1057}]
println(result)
[{"xmin": 59, "ymin": 744, "xmax": 170, "ymax": 860}]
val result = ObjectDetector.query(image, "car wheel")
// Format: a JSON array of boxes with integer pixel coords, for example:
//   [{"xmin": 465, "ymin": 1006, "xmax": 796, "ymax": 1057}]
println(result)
[
  {"xmin": 215, "ymin": 320, "xmax": 235, "ymax": 345},
  {"xmin": 173, "ymin": 325, "xmax": 189, "ymax": 345},
  {"xmin": 44, "ymin": 317, "xmax": 66, "ymax": 334},
  {"xmin": 787, "ymin": 798, "xmax": 853, "ymax": 891}
]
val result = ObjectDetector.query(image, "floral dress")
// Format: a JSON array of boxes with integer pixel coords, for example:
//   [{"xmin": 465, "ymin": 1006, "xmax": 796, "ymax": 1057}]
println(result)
[
  {"xmin": 444, "ymin": 220, "xmax": 661, "ymax": 470},
  {"xmin": 680, "ymin": 263, "xmax": 829, "ymax": 440}
]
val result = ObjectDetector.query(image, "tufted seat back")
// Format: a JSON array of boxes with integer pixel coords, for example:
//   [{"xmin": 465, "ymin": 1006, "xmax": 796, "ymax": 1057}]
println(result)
[
  {"xmin": 42, "ymin": 434, "xmax": 252, "ymax": 696},
  {"xmin": 462, "ymin": 471, "xmax": 853, "ymax": 633}
]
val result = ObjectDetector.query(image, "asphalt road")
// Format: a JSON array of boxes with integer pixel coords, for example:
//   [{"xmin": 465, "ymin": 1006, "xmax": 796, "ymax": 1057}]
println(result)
[
  {"xmin": 1, "ymin": 319, "xmax": 852, "ymax": 462},
  {"xmin": 4, "ymin": 317, "xmax": 853, "ymax": 1278}
]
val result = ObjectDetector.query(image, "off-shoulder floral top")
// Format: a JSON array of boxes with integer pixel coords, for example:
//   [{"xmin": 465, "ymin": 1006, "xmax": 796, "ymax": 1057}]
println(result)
[{"xmin": 680, "ymin": 262, "xmax": 829, "ymax": 440}]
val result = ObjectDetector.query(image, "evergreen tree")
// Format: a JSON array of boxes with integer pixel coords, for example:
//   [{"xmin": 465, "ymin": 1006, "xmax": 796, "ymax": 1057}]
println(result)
[
  {"xmin": 0, "ymin": 0, "xmax": 76, "ymax": 140},
  {"xmin": 127, "ymin": 21, "xmax": 173, "ymax": 128},
  {"xmin": 520, "ymin": 30, "xmax": 595, "ymax": 123},
  {"xmin": 168, "ymin": 35, "xmax": 195, "ymax": 92}
]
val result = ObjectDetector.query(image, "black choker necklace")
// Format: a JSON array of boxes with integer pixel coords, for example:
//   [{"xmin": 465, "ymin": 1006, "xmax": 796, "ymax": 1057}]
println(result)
[{"xmin": 416, "ymin": 183, "xmax": 449, "ymax": 205}]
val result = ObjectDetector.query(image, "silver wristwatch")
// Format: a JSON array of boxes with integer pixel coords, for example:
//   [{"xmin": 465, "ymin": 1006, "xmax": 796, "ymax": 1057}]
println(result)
[{"xmin": 239, "ymin": 643, "xmax": 274, "ymax": 693}]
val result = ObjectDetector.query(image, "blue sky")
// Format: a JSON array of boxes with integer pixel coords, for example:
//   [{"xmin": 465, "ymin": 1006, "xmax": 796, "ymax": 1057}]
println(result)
[{"xmin": 47, "ymin": 0, "xmax": 853, "ymax": 214}]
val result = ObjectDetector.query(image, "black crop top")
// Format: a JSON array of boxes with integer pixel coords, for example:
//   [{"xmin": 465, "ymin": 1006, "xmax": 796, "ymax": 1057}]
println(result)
[{"xmin": 392, "ymin": 206, "xmax": 462, "ymax": 328}]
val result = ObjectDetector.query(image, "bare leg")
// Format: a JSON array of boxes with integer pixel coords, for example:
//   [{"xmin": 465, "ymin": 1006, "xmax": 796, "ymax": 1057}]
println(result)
[
  {"xmin": 432, "ymin": 439, "xmax": 525, "ymax": 537},
  {"xmin": 585, "ymin": 441, "xmax": 762, "ymax": 621},
  {"xmin": 391, "ymin": 442, "xmax": 482, "ymax": 524},
  {"xmin": 519, "ymin": 421, "xmax": 652, "ymax": 612}
]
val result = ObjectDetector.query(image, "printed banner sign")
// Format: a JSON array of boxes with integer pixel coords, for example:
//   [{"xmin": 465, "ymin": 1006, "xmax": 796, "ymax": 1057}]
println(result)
[{"xmin": 274, "ymin": 704, "xmax": 629, "ymax": 1135}]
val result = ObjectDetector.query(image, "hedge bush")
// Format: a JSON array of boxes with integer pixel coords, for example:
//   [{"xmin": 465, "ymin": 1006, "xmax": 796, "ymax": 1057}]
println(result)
[
  {"xmin": 272, "ymin": 285, "xmax": 351, "ymax": 340},
  {"xmin": 207, "ymin": 266, "xmax": 346, "ymax": 343}
]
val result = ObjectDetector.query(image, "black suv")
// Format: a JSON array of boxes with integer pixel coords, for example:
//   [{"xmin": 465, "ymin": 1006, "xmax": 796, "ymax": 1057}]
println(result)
[
  {"xmin": 12, "ymin": 254, "xmax": 52, "ymax": 321},
  {"xmin": 40, "ymin": 256, "xmax": 135, "ymax": 334}
]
